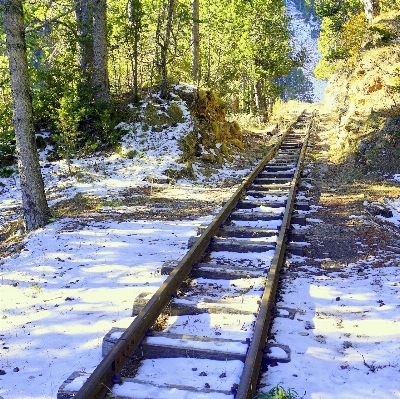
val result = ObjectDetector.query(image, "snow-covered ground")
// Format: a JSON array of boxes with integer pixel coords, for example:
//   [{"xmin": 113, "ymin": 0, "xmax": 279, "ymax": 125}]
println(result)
[
  {"xmin": 1, "ymin": 87, "xmax": 400, "ymax": 399},
  {"xmin": 0, "ymin": 87, "xmax": 255, "ymax": 399},
  {"xmin": 262, "ymin": 259, "xmax": 400, "ymax": 398},
  {"xmin": 286, "ymin": 0, "xmax": 327, "ymax": 102}
]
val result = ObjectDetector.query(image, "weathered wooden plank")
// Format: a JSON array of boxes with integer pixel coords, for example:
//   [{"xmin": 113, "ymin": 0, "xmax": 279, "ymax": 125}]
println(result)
[{"xmin": 188, "ymin": 236, "xmax": 276, "ymax": 253}]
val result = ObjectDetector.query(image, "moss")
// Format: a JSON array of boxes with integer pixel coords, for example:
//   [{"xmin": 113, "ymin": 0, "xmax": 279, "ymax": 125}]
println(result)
[
  {"xmin": 178, "ymin": 130, "xmax": 198, "ymax": 160},
  {"xmin": 201, "ymin": 153, "xmax": 216, "ymax": 163},
  {"xmin": 220, "ymin": 142, "xmax": 228, "ymax": 155},
  {"xmin": 143, "ymin": 103, "xmax": 169, "ymax": 127},
  {"xmin": 125, "ymin": 150, "xmax": 138, "ymax": 159},
  {"xmin": 167, "ymin": 103, "xmax": 184, "ymax": 124},
  {"xmin": 232, "ymin": 138, "xmax": 244, "ymax": 149},
  {"xmin": 210, "ymin": 121, "xmax": 220, "ymax": 138},
  {"xmin": 164, "ymin": 163, "xmax": 196, "ymax": 180}
]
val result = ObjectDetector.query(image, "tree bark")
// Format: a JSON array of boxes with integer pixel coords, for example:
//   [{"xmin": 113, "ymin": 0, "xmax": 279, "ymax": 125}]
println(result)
[
  {"xmin": 362, "ymin": 0, "xmax": 380, "ymax": 24},
  {"xmin": 160, "ymin": 0, "xmax": 175, "ymax": 99},
  {"xmin": 127, "ymin": 0, "xmax": 143, "ymax": 103},
  {"xmin": 254, "ymin": 79, "xmax": 265, "ymax": 118},
  {"xmin": 4, "ymin": 0, "xmax": 51, "ymax": 231},
  {"xmin": 92, "ymin": 0, "xmax": 110, "ymax": 103},
  {"xmin": 191, "ymin": 0, "xmax": 200, "ymax": 83},
  {"xmin": 75, "ymin": 0, "xmax": 94, "ymax": 74}
]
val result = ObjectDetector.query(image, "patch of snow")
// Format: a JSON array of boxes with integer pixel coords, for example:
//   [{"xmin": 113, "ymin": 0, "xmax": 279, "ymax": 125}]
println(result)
[{"xmin": 286, "ymin": 0, "xmax": 327, "ymax": 102}]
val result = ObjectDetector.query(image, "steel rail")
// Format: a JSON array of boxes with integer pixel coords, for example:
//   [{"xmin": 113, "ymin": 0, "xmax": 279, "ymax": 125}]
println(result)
[
  {"xmin": 73, "ymin": 113, "xmax": 306, "ymax": 399},
  {"xmin": 235, "ymin": 111, "xmax": 314, "ymax": 399}
]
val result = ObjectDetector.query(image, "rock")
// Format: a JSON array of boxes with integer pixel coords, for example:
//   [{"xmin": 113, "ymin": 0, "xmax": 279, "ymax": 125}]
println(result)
[
  {"xmin": 305, "ymin": 321, "xmax": 315, "ymax": 330},
  {"xmin": 366, "ymin": 202, "xmax": 393, "ymax": 218}
]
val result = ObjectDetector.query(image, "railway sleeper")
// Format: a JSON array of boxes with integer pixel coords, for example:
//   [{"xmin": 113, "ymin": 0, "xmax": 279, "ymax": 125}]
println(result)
[
  {"xmin": 262, "ymin": 165, "xmax": 296, "ymax": 172},
  {"xmin": 101, "ymin": 329, "xmax": 291, "ymax": 365},
  {"xmin": 257, "ymin": 171, "xmax": 294, "ymax": 179},
  {"xmin": 132, "ymin": 296, "xmax": 260, "ymax": 317},
  {"xmin": 187, "ymin": 236, "xmax": 277, "ymax": 253},
  {"xmin": 196, "ymin": 225, "xmax": 280, "ymax": 238},
  {"xmin": 103, "ymin": 330, "xmax": 248, "ymax": 361},
  {"xmin": 271, "ymin": 156, "xmax": 299, "ymax": 163},
  {"xmin": 279, "ymin": 144, "xmax": 302, "ymax": 149},
  {"xmin": 248, "ymin": 183, "xmax": 291, "ymax": 192},
  {"xmin": 161, "ymin": 260, "xmax": 269, "ymax": 280},
  {"xmin": 111, "ymin": 379, "xmax": 235, "ymax": 398},
  {"xmin": 228, "ymin": 200, "xmax": 287, "ymax": 209},
  {"xmin": 229, "ymin": 211, "xmax": 306, "ymax": 226},
  {"xmin": 246, "ymin": 189, "xmax": 289, "ymax": 198},
  {"xmin": 254, "ymin": 178, "xmax": 293, "ymax": 185},
  {"xmin": 229, "ymin": 211, "xmax": 283, "ymax": 221}
]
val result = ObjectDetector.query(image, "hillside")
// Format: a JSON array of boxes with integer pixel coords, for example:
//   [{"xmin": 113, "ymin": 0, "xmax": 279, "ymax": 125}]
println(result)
[{"xmin": 318, "ymin": 10, "xmax": 400, "ymax": 181}]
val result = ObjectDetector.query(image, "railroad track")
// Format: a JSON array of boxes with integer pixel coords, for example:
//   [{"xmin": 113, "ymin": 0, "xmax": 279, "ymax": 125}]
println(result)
[{"xmin": 58, "ymin": 110, "xmax": 314, "ymax": 399}]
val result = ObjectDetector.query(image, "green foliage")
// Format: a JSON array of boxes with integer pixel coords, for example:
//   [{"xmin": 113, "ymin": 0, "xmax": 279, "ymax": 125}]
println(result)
[
  {"xmin": 0, "ymin": 107, "xmax": 16, "ymax": 168},
  {"xmin": 53, "ymin": 90, "xmax": 82, "ymax": 173},
  {"xmin": 0, "ymin": 167, "xmax": 15, "ymax": 177},
  {"xmin": 164, "ymin": 163, "xmax": 196, "ymax": 180},
  {"xmin": 35, "ymin": 135, "xmax": 46, "ymax": 151},
  {"xmin": 166, "ymin": 103, "xmax": 184, "ymax": 124},
  {"xmin": 178, "ymin": 130, "xmax": 198, "ymax": 160},
  {"xmin": 315, "ymin": 1, "xmax": 367, "ymax": 79},
  {"xmin": 0, "ymin": 66, "xmax": 15, "ymax": 168},
  {"xmin": 255, "ymin": 383, "xmax": 304, "ymax": 399},
  {"xmin": 0, "ymin": 0, "xmax": 301, "ymax": 162},
  {"xmin": 368, "ymin": 25, "xmax": 398, "ymax": 42}
]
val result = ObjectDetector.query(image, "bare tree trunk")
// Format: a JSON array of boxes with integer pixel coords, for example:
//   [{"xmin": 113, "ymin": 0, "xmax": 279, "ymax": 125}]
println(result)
[
  {"xmin": 92, "ymin": 0, "xmax": 110, "ymax": 103},
  {"xmin": 254, "ymin": 79, "xmax": 265, "ymax": 121},
  {"xmin": 4, "ymin": 0, "xmax": 51, "ymax": 231},
  {"xmin": 160, "ymin": 0, "xmax": 175, "ymax": 99},
  {"xmin": 128, "ymin": 0, "xmax": 143, "ymax": 103},
  {"xmin": 362, "ymin": 0, "xmax": 380, "ymax": 24},
  {"xmin": 75, "ymin": 0, "xmax": 93, "ymax": 73},
  {"xmin": 191, "ymin": 0, "xmax": 200, "ymax": 83}
]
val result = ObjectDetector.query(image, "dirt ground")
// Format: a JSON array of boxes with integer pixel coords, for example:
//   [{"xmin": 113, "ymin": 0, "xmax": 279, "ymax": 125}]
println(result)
[{"xmin": 297, "ymin": 106, "xmax": 400, "ymax": 271}]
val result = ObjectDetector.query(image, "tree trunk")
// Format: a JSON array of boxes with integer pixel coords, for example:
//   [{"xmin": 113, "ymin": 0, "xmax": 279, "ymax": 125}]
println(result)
[
  {"xmin": 160, "ymin": 0, "xmax": 175, "ymax": 99},
  {"xmin": 362, "ymin": 0, "xmax": 380, "ymax": 24},
  {"xmin": 92, "ymin": 0, "xmax": 110, "ymax": 103},
  {"xmin": 254, "ymin": 79, "xmax": 265, "ymax": 120},
  {"xmin": 75, "ymin": 0, "xmax": 93, "ymax": 73},
  {"xmin": 4, "ymin": 0, "xmax": 51, "ymax": 231},
  {"xmin": 127, "ymin": 0, "xmax": 143, "ymax": 103},
  {"xmin": 191, "ymin": 0, "xmax": 200, "ymax": 83}
]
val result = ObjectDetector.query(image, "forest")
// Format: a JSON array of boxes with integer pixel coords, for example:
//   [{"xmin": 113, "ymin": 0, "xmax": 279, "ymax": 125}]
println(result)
[{"xmin": 1, "ymin": 0, "xmax": 400, "ymax": 232}]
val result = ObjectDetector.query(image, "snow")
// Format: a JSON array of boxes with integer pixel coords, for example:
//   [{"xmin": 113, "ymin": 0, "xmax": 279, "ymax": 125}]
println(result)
[
  {"xmin": 0, "ymin": 84, "xmax": 254, "ymax": 398},
  {"xmin": 260, "ymin": 265, "xmax": 400, "ymax": 399},
  {"xmin": 145, "ymin": 336, "xmax": 247, "ymax": 354},
  {"xmin": 392, "ymin": 174, "xmax": 400, "ymax": 182},
  {"xmin": 286, "ymin": 0, "xmax": 327, "ymax": 102},
  {"xmin": 0, "ymin": 58, "xmax": 398, "ymax": 399},
  {"xmin": 0, "ymin": 218, "xmax": 202, "ymax": 398},
  {"xmin": 115, "ymin": 358, "xmax": 242, "ymax": 397}
]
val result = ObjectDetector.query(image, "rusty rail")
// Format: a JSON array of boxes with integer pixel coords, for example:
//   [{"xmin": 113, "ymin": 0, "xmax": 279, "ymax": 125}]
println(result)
[{"xmin": 235, "ymin": 111, "xmax": 314, "ymax": 399}]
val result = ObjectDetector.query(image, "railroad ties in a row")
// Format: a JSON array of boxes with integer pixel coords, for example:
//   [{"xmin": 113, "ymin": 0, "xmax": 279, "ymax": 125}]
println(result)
[{"xmin": 57, "ymin": 111, "xmax": 313, "ymax": 399}]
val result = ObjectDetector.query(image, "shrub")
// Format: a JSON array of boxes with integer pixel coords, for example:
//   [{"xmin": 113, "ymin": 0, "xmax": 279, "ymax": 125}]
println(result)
[{"xmin": 255, "ymin": 383, "xmax": 304, "ymax": 399}]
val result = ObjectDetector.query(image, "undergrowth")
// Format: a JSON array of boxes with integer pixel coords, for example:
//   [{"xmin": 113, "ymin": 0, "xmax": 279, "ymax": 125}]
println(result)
[{"xmin": 255, "ymin": 383, "xmax": 305, "ymax": 399}]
